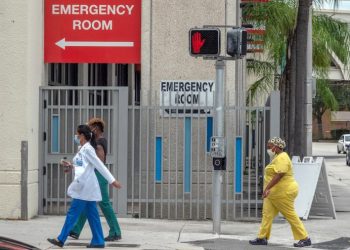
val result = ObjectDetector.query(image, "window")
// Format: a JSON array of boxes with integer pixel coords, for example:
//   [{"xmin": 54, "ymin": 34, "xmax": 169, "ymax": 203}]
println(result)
[{"xmin": 48, "ymin": 63, "xmax": 78, "ymax": 86}]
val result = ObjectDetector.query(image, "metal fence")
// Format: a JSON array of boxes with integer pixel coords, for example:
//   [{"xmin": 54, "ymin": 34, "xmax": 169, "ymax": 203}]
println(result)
[
  {"xmin": 39, "ymin": 86, "xmax": 278, "ymax": 221},
  {"xmin": 39, "ymin": 86, "xmax": 128, "ymax": 216},
  {"xmin": 127, "ymin": 91, "xmax": 275, "ymax": 221}
]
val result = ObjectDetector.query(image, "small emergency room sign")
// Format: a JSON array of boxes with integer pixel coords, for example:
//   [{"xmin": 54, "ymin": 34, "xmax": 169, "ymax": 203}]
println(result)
[
  {"xmin": 44, "ymin": 0, "xmax": 141, "ymax": 63},
  {"xmin": 159, "ymin": 80, "xmax": 215, "ymax": 115}
]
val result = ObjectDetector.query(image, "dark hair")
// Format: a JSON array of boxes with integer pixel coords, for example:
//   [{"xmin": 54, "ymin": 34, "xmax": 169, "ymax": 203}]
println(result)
[
  {"xmin": 77, "ymin": 124, "xmax": 97, "ymax": 149},
  {"xmin": 88, "ymin": 117, "xmax": 105, "ymax": 132}
]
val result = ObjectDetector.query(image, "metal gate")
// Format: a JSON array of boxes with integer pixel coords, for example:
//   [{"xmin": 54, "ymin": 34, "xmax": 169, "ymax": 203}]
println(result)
[
  {"xmin": 38, "ymin": 86, "xmax": 279, "ymax": 221},
  {"xmin": 126, "ymin": 91, "xmax": 279, "ymax": 221},
  {"xmin": 38, "ymin": 86, "xmax": 128, "ymax": 216}
]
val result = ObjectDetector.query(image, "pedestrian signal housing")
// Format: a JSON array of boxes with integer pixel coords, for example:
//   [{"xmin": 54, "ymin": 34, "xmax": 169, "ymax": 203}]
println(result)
[
  {"xmin": 227, "ymin": 28, "xmax": 248, "ymax": 58},
  {"xmin": 189, "ymin": 28, "xmax": 220, "ymax": 57}
]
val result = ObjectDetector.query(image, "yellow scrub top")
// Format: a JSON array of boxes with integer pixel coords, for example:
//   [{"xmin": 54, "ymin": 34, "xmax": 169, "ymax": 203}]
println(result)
[{"xmin": 263, "ymin": 152, "xmax": 298, "ymax": 199}]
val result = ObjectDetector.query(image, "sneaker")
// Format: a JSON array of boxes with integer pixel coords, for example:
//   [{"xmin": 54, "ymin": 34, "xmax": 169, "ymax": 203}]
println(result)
[
  {"xmin": 68, "ymin": 231, "xmax": 79, "ymax": 239},
  {"xmin": 104, "ymin": 235, "xmax": 122, "ymax": 241},
  {"xmin": 294, "ymin": 237, "xmax": 312, "ymax": 247},
  {"xmin": 47, "ymin": 238, "xmax": 64, "ymax": 248},
  {"xmin": 249, "ymin": 238, "xmax": 268, "ymax": 245}
]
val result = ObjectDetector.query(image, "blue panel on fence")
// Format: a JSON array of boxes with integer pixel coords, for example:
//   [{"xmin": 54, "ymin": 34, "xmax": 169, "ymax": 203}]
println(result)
[
  {"xmin": 155, "ymin": 136, "xmax": 162, "ymax": 182},
  {"xmin": 206, "ymin": 117, "xmax": 213, "ymax": 152},
  {"xmin": 184, "ymin": 117, "xmax": 192, "ymax": 193},
  {"xmin": 235, "ymin": 137, "xmax": 242, "ymax": 193},
  {"xmin": 52, "ymin": 115, "xmax": 59, "ymax": 153}
]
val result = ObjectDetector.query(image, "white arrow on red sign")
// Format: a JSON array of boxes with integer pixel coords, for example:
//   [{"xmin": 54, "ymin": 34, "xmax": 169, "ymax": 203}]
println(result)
[{"xmin": 55, "ymin": 38, "xmax": 134, "ymax": 50}]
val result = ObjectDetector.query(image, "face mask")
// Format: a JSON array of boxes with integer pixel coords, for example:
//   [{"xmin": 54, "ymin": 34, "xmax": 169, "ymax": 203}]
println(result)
[
  {"xmin": 74, "ymin": 135, "xmax": 80, "ymax": 145},
  {"xmin": 267, "ymin": 148, "xmax": 276, "ymax": 158}
]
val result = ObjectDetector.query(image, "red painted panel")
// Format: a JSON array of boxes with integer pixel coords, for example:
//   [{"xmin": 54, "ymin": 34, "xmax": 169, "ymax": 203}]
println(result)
[{"xmin": 44, "ymin": 0, "xmax": 141, "ymax": 63}]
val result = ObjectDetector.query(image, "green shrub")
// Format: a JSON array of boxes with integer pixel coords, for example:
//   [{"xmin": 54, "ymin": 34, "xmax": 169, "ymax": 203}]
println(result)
[{"xmin": 330, "ymin": 129, "xmax": 350, "ymax": 139}]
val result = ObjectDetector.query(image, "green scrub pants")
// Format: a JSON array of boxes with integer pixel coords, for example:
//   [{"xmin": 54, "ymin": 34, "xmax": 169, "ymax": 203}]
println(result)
[{"xmin": 70, "ymin": 170, "xmax": 121, "ymax": 237}]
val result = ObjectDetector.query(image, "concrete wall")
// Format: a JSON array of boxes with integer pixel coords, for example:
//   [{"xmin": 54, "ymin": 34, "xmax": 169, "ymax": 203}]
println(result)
[
  {"xmin": 132, "ymin": 0, "xmax": 240, "ymax": 219},
  {"xmin": 0, "ymin": 0, "xmax": 240, "ymax": 219},
  {"xmin": 141, "ymin": 0, "xmax": 237, "ymax": 101},
  {"xmin": 0, "ymin": 0, "xmax": 43, "ymax": 219}
]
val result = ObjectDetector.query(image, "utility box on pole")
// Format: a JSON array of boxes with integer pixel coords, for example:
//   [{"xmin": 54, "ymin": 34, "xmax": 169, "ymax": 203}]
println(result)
[
  {"xmin": 210, "ymin": 136, "xmax": 226, "ymax": 171},
  {"xmin": 227, "ymin": 28, "xmax": 248, "ymax": 58}
]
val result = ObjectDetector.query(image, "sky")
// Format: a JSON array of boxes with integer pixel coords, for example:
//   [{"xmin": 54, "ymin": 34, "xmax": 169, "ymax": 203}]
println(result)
[{"xmin": 322, "ymin": 1, "xmax": 350, "ymax": 10}]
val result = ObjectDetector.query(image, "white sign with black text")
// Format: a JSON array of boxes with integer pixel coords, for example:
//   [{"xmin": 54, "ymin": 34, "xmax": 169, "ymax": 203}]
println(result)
[{"xmin": 159, "ymin": 80, "xmax": 215, "ymax": 116}]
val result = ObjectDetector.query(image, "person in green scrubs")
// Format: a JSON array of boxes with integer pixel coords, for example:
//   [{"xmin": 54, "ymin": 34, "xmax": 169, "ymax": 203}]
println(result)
[{"xmin": 69, "ymin": 118, "xmax": 122, "ymax": 241}]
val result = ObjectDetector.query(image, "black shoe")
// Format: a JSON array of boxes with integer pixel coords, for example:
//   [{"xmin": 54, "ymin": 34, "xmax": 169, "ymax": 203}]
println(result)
[
  {"xmin": 86, "ymin": 244, "xmax": 105, "ymax": 248},
  {"xmin": 47, "ymin": 238, "xmax": 64, "ymax": 248},
  {"xmin": 294, "ymin": 237, "xmax": 312, "ymax": 247},
  {"xmin": 249, "ymin": 238, "xmax": 268, "ymax": 245},
  {"xmin": 68, "ymin": 231, "xmax": 79, "ymax": 239},
  {"xmin": 104, "ymin": 235, "xmax": 122, "ymax": 241}
]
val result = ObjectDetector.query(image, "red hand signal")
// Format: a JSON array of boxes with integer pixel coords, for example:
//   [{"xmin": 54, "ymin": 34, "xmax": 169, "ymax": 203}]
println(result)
[{"xmin": 192, "ymin": 32, "xmax": 206, "ymax": 53}]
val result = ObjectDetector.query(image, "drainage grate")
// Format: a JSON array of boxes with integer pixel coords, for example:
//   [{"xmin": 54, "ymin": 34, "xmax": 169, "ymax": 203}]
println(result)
[
  {"xmin": 108, "ymin": 243, "xmax": 140, "ymax": 248},
  {"xmin": 312, "ymin": 237, "xmax": 350, "ymax": 250},
  {"xmin": 66, "ymin": 242, "xmax": 140, "ymax": 248},
  {"xmin": 65, "ymin": 242, "xmax": 87, "ymax": 246}
]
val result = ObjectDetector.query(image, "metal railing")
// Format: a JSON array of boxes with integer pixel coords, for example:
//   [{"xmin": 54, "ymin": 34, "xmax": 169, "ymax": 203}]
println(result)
[
  {"xmin": 39, "ymin": 87, "xmax": 273, "ymax": 221},
  {"xmin": 127, "ymin": 90, "xmax": 270, "ymax": 221}
]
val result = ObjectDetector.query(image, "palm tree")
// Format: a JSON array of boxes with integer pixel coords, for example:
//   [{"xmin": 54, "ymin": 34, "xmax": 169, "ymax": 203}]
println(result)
[
  {"xmin": 313, "ymin": 79, "xmax": 338, "ymax": 140},
  {"xmin": 245, "ymin": 0, "xmax": 348, "ymax": 155}
]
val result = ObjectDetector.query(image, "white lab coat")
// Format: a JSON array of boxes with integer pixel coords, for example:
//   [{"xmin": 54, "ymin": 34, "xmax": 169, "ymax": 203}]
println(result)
[{"xmin": 67, "ymin": 142, "xmax": 115, "ymax": 201}]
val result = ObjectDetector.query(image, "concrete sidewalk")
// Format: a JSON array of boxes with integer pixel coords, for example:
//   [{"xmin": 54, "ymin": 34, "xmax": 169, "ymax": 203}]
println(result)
[
  {"xmin": 1, "ymin": 143, "xmax": 350, "ymax": 250},
  {"xmin": 1, "ymin": 212, "xmax": 350, "ymax": 250}
]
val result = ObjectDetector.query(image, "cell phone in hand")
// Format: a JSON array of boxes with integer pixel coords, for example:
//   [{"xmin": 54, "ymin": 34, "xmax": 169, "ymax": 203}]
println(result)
[{"xmin": 60, "ymin": 157, "xmax": 71, "ymax": 173}]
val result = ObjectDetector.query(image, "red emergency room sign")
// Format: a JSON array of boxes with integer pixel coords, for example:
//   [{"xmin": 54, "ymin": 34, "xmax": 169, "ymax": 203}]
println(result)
[{"xmin": 44, "ymin": 0, "xmax": 141, "ymax": 63}]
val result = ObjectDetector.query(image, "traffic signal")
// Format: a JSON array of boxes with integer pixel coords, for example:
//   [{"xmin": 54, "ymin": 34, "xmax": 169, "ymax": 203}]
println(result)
[
  {"xmin": 189, "ymin": 28, "xmax": 220, "ymax": 57},
  {"xmin": 227, "ymin": 28, "xmax": 248, "ymax": 58}
]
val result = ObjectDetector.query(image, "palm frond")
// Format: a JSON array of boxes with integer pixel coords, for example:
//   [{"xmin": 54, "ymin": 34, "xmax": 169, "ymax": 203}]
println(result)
[
  {"xmin": 247, "ymin": 59, "xmax": 275, "ymax": 76},
  {"xmin": 244, "ymin": 0, "xmax": 296, "ymax": 64},
  {"xmin": 245, "ymin": 0, "xmax": 348, "ymax": 107},
  {"xmin": 246, "ymin": 60, "xmax": 275, "ymax": 105},
  {"xmin": 246, "ymin": 76, "xmax": 275, "ymax": 105},
  {"xmin": 316, "ymin": 79, "xmax": 339, "ymax": 110},
  {"xmin": 313, "ymin": 14, "xmax": 350, "ymax": 65}
]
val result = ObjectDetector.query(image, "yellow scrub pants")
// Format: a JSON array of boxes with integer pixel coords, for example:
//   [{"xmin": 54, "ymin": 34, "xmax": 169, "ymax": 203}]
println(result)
[{"xmin": 258, "ymin": 185, "xmax": 308, "ymax": 240}]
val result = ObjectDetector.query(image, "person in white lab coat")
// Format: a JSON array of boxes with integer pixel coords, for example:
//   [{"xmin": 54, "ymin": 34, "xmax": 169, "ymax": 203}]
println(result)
[{"xmin": 47, "ymin": 124, "xmax": 121, "ymax": 248}]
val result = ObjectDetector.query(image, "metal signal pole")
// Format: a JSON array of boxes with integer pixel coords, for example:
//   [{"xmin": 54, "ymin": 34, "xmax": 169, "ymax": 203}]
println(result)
[
  {"xmin": 305, "ymin": 7, "xmax": 313, "ymax": 156},
  {"xmin": 212, "ymin": 59, "xmax": 225, "ymax": 234}
]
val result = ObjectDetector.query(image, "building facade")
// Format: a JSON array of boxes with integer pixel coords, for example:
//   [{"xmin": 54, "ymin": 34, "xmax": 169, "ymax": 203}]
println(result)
[
  {"xmin": 0, "ymin": 0, "xmax": 242, "ymax": 219},
  {"xmin": 313, "ymin": 8, "xmax": 350, "ymax": 140},
  {"xmin": 0, "ymin": 0, "xmax": 43, "ymax": 219}
]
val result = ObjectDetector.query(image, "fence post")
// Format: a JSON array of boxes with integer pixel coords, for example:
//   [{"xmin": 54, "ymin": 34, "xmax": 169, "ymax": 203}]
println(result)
[
  {"xmin": 21, "ymin": 141, "xmax": 28, "ymax": 220},
  {"xmin": 116, "ymin": 87, "xmax": 129, "ymax": 217},
  {"xmin": 269, "ymin": 91, "xmax": 280, "ymax": 138}
]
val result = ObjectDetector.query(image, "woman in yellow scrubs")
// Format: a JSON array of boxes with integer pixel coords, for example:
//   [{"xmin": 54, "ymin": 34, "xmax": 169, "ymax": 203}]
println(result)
[{"xmin": 249, "ymin": 137, "xmax": 311, "ymax": 248}]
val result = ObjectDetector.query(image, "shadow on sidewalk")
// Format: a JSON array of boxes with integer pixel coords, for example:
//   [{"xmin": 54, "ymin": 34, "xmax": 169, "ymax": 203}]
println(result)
[
  {"xmin": 188, "ymin": 238, "xmax": 290, "ymax": 250},
  {"xmin": 189, "ymin": 237, "xmax": 350, "ymax": 250},
  {"xmin": 311, "ymin": 237, "xmax": 350, "ymax": 250}
]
